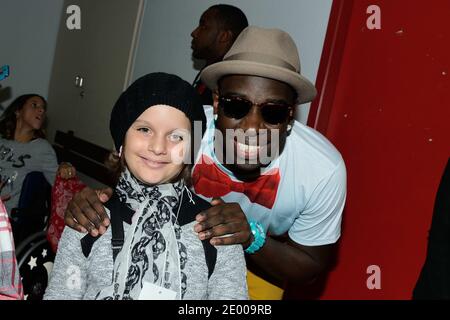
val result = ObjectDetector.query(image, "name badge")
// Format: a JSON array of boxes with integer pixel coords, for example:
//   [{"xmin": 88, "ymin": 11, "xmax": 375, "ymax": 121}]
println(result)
[{"xmin": 138, "ymin": 281, "xmax": 177, "ymax": 300}]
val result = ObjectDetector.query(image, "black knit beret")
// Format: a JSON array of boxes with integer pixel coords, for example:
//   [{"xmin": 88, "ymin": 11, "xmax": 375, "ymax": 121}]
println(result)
[{"xmin": 110, "ymin": 72, "xmax": 206, "ymax": 151}]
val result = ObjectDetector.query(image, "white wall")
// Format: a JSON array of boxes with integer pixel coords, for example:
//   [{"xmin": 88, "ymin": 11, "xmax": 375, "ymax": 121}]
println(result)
[
  {"xmin": 0, "ymin": 0, "xmax": 332, "ymax": 123},
  {"xmin": 133, "ymin": 0, "xmax": 332, "ymax": 123},
  {"xmin": 0, "ymin": 0, "xmax": 63, "ymax": 115}
]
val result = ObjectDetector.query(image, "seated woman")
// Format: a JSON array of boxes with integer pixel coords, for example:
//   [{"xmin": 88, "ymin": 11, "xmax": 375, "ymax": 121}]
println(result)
[
  {"xmin": 44, "ymin": 72, "xmax": 247, "ymax": 300},
  {"xmin": 0, "ymin": 94, "xmax": 75, "ymax": 214}
]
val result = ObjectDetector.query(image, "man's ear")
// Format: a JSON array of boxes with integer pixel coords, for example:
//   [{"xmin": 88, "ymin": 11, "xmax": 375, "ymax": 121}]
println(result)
[
  {"xmin": 218, "ymin": 30, "xmax": 233, "ymax": 44},
  {"xmin": 213, "ymin": 91, "xmax": 219, "ymax": 114}
]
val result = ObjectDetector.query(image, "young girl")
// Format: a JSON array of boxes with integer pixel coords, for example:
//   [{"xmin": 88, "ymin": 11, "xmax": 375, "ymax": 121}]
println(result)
[{"xmin": 44, "ymin": 73, "xmax": 248, "ymax": 300}]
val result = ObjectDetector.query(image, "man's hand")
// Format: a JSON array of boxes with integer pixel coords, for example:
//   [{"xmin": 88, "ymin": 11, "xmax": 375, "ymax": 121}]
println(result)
[
  {"xmin": 64, "ymin": 186, "xmax": 113, "ymax": 237},
  {"xmin": 194, "ymin": 198, "xmax": 252, "ymax": 247}
]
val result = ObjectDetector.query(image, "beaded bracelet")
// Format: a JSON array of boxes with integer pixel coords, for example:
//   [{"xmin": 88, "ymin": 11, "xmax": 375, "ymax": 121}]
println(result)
[{"xmin": 244, "ymin": 221, "xmax": 266, "ymax": 254}]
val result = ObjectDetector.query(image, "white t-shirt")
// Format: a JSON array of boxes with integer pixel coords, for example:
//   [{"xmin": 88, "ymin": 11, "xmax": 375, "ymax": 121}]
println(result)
[{"xmin": 192, "ymin": 106, "xmax": 346, "ymax": 246}]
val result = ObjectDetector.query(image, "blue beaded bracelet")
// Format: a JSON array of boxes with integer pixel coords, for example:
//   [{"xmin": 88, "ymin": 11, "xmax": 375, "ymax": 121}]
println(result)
[{"xmin": 244, "ymin": 221, "xmax": 266, "ymax": 254}]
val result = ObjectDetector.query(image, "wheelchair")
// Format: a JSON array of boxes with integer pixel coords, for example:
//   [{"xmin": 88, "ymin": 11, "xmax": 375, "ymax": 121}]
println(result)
[
  {"xmin": 15, "ymin": 231, "xmax": 55, "ymax": 300},
  {"xmin": 10, "ymin": 171, "xmax": 51, "ymax": 246},
  {"xmin": 10, "ymin": 171, "xmax": 55, "ymax": 300}
]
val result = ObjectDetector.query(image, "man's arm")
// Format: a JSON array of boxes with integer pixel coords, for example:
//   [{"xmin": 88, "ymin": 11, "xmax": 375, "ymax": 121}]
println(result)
[
  {"xmin": 194, "ymin": 201, "xmax": 336, "ymax": 285},
  {"xmin": 248, "ymin": 237, "xmax": 336, "ymax": 286}
]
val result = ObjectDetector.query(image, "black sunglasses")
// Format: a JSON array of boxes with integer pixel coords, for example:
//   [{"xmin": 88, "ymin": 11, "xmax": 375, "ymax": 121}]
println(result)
[{"xmin": 218, "ymin": 96, "xmax": 293, "ymax": 125}]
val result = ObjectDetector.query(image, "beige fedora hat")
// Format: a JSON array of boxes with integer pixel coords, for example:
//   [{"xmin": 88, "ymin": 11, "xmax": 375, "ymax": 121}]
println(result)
[{"xmin": 200, "ymin": 26, "xmax": 317, "ymax": 104}]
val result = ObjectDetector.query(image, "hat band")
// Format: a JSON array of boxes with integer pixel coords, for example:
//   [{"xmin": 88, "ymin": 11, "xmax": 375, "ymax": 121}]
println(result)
[{"xmin": 224, "ymin": 52, "xmax": 298, "ymax": 72}]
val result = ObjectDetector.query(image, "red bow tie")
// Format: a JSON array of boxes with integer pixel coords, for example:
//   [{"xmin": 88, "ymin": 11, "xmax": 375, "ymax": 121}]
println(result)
[{"xmin": 193, "ymin": 155, "xmax": 280, "ymax": 209}]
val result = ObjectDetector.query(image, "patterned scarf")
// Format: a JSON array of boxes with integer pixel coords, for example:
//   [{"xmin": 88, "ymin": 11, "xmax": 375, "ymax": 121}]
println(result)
[{"xmin": 95, "ymin": 168, "xmax": 188, "ymax": 300}]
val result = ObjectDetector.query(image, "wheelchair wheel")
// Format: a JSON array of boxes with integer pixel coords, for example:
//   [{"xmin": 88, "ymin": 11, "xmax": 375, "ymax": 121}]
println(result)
[{"xmin": 16, "ymin": 231, "xmax": 55, "ymax": 300}]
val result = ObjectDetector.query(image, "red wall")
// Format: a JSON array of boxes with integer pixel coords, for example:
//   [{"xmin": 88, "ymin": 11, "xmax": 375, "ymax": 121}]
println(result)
[{"xmin": 303, "ymin": 0, "xmax": 450, "ymax": 299}]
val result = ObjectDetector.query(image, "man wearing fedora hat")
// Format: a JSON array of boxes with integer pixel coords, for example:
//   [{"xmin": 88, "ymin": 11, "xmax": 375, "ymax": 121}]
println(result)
[
  {"xmin": 192, "ymin": 26, "xmax": 346, "ymax": 299},
  {"xmin": 65, "ymin": 26, "xmax": 346, "ymax": 300}
]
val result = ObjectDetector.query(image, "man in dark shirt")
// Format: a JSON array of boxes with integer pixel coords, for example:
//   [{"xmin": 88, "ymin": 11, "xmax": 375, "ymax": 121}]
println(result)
[
  {"xmin": 190, "ymin": 5, "xmax": 248, "ymax": 106},
  {"xmin": 413, "ymin": 158, "xmax": 450, "ymax": 299}
]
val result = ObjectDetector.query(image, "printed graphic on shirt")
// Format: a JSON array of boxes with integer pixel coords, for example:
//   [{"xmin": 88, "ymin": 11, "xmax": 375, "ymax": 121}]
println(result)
[{"xmin": 0, "ymin": 144, "xmax": 32, "ymax": 191}]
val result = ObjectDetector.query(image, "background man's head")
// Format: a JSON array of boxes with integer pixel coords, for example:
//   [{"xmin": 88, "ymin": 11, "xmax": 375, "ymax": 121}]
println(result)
[{"xmin": 191, "ymin": 4, "xmax": 248, "ymax": 65}]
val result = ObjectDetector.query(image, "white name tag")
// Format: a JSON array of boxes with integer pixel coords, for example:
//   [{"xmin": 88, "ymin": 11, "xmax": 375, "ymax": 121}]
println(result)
[{"xmin": 138, "ymin": 281, "xmax": 177, "ymax": 300}]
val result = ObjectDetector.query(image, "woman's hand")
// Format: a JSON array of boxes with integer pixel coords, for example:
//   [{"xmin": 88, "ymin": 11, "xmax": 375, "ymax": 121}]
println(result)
[
  {"xmin": 58, "ymin": 162, "xmax": 76, "ymax": 179},
  {"xmin": 0, "ymin": 180, "xmax": 11, "ymax": 202}
]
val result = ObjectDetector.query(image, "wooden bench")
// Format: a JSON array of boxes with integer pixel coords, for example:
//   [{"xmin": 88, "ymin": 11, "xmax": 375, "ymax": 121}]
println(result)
[{"xmin": 53, "ymin": 130, "xmax": 115, "ymax": 187}]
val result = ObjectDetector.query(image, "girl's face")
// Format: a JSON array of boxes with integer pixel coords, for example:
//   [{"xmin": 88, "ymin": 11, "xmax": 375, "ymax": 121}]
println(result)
[
  {"xmin": 124, "ymin": 105, "xmax": 191, "ymax": 185},
  {"xmin": 16, "ymin": 96, "xmax": 47, "ymax": 130}
]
